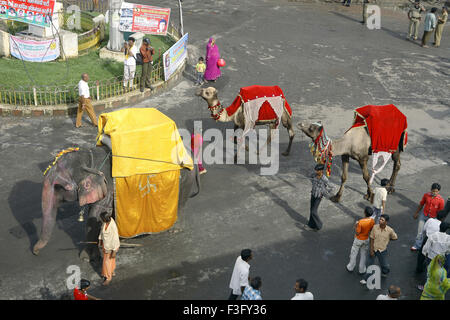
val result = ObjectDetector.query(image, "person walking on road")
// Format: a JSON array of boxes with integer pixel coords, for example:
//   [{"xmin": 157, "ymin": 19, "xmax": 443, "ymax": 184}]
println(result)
[
  {"xmin": 303, "ymin": 164, "xmax": 333, "ymax": 232},
  {"xmin": 139, "ymin": 38, "xmax": 155, "ymax": 92},
  {"xmin": 376, "ymin": 285, "xmax": 401, "ymax": 300},
  {"xmin": 98, "ymin": 212, "xmax": 120, "ymax": 286},
  {"xmin": 346, "ymin": 206, "xmax": 375, "ymax": 274},
  {"xmin": 228, "ymin": 249, "xmax": 252, "ymax": 300},
  {"xmin": 421, "ymin": 8, "xmax": 438, "ymax": 47},
  {"xmin": 76, "ymin": 73, "xmax": 98, "ymax": 128},
  {"xmin": 241, "ymin": 276, "xmax": 262, "ymax": 300},
  {"xmin": 407, "ymin": 0, "xmax": 425, "ymax": 40},
  {"xmin": 291, "ymin": 279, "xmax": 314, "ymax": 300},
  {"xmin": 411, "ymin": 183, "xmax": 445, "ymax": 251},
  {"xmin": 433, "ymin": 7, "xmax": 448, "ymax": 47},
  {"xmin": 360, "ymin": 214, "xmax": 398, "ymax": 284},
  {"xmin": 371, "ymin": 178, "xmax": 389, "ymax": 224},
  {"xmin": 416, "ymin": 211, "xmax": 447, "ymax": 273},
  {"xmin": 195, "ymin": 57, "xmax": 206, "ymax": 85},
  {"xmin": 420, "ymin": 254, "xmax": 450, "ymax": 300},
  {"xmin": 204, "ymin": 37, "xmax": 221, "ymax": 82}
]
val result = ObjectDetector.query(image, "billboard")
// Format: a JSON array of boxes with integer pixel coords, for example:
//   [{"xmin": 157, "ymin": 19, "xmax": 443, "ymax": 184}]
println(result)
[
  {"xmin": 163, "ymin": 33, "xmax": 188, "ymax": 81},
  {"xmin": 10, "ymin": 35, "xmax": 60, "ymax": 62},
  {"xmin": 0, "ymin": 0, "xmax": 56, "ymax": 28},
  {"xmin": 119, "ymin": 2, "xmax": 170, "ymax": 35}
]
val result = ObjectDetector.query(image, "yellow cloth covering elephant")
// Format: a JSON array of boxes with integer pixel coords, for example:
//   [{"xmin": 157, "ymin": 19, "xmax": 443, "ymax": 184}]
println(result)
[{"xmin": 96, "ymin": 108, "xmax": 193, "ymax": 237}]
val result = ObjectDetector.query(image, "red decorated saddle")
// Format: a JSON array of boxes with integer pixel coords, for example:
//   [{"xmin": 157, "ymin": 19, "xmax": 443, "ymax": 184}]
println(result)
[
  {"xmin": 349, "ymin": 104, "xmax": 408, "ymax": 153},
  {"xmin": 225, "ymin": 85, "xmax": 292, "ymax": 121}
]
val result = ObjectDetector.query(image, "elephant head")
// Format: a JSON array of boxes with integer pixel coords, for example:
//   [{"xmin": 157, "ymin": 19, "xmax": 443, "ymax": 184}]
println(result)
[{"xmin": 33, "ymin": 147, "xmax": 112, "ymax": 255}]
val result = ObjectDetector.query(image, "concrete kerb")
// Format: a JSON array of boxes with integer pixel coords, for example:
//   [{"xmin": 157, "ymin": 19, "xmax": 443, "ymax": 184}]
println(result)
[{"xmin": 0, "ymin": 61, "xmax": 186, "ymax": 117}]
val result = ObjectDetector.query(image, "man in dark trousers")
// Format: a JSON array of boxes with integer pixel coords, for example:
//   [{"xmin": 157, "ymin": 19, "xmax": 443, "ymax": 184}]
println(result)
[
  {"xmin": 304, "ymin": 164, "xmax": 333, "ymax": 232},
  {"xmin": 140, "ymin": 38, "xmax": 155, "ymax": 92}
]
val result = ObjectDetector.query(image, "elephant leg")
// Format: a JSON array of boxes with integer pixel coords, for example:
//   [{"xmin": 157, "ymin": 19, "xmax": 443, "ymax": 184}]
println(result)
[
  {"xmin": 170, "ymin": 168, "xmax": 194, "ymax": 234},
  {"xmin": 358, "ymin": 157, "xmax": 373, "ymax": 200},
  {"xmin": 282, "ymin": 116, "xmax": 294, "ymax": 157},
  {"xmin": 331, "ymin": 155, "xmax": 350, "ymax": 202},
  {"xmin": 387, "ymin": 151, "xmax": 401, "ymax": 194}
]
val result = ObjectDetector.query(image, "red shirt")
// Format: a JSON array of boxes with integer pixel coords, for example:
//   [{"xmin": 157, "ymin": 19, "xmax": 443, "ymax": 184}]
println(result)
[
  {"xmin": 420, "ymin": 192, "xmax": 445, "ymax": 218},
  {"xmin": 73, "ymin": 288, "xmax": 88, "ymax": 300}
]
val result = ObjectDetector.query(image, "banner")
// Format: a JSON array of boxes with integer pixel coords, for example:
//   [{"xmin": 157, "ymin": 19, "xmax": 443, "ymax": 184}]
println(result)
[
  {"xmin": 118, "ymin": 2, "xmax": 170, "ymax": 35},
  {"xmin": 0, "ymin": 0, "xmax": 56, "ymax": 28},
  {"xmin": 10, "ymin": 35, "xmax": 60, "ymax": 62},
  {"xmin": 163, "ymin": 33, "xmax": 188, "ymax": 81}
]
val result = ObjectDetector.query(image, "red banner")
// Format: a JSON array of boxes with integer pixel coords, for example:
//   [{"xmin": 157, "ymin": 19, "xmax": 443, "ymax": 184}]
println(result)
[
  {"xmin": 0, "ymin": 0, "xmax": 56, "ymax": 27},
  {"xmin": 119, "ymin": 2, "xmax": 170, "ymax": 35}
]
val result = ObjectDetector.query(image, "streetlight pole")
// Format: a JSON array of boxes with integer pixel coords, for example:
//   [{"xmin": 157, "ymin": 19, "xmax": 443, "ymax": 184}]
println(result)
[{"xmin": 177, "ymin": 0, "xmax": 184, "ymax": 36}]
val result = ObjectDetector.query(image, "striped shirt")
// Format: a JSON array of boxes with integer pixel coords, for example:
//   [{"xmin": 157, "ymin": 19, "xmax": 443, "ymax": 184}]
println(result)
[{"xmin": 310, "ymin": 173, "xmax": 332, "ymax": 198}]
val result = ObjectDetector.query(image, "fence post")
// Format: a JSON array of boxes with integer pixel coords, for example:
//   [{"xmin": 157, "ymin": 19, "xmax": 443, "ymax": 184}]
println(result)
[
  {"xmin": 33, "ymin": 87, "xmax": 37, "ymax": 106},
  {"xmin": 96, "ymin": 80, "xmax": 100, "ymax": 101}
]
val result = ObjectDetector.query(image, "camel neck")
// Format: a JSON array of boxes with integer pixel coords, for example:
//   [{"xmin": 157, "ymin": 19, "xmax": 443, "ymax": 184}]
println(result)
[{"xmin": 208, "ymin": 99, "xmax": 230, "ymax": 122}]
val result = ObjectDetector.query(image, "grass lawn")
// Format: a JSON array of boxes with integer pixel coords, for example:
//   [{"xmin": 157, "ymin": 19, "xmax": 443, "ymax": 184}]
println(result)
[{"xmin": 1, "ymin": 26, "xmax": 175, "ymax": 88}]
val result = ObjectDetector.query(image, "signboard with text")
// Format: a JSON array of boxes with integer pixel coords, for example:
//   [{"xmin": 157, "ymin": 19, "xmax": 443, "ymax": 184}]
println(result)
[
  {"xmin": 119, "ymin": 2, "xmax": 170, "ymax": 35},
  {"xmin": 163, "ymin": 33, "xmax": 188, "ymax": 81},
  {"xmin": 0, "ymin": 0, "xmax": 56, "ymax": 28},
  {"xmin": 10, "ymin": 35, "xmax": 60, "ymax": 62}
]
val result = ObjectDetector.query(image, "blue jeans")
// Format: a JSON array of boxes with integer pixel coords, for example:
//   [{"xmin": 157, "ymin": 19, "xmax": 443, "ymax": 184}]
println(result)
[
  {"xmin": 413, "ymin": 212, "xmax": 430, "ymax": 249},
  {"xmin": 363, "ymin": 250, "xmax": 390, "ymax": 280},
  {"xmin": 196, "ymin": 72, "xmax": 204, "ymax": 84},
  {"xmin": 371, "ymin": 207, "xmax": 382, "ymax": 224}
]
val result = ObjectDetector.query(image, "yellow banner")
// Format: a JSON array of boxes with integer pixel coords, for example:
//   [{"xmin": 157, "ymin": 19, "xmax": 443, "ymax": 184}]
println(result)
[{"xmin": 115, "ymin": 170, "xmax": 180, "ymax": 238}]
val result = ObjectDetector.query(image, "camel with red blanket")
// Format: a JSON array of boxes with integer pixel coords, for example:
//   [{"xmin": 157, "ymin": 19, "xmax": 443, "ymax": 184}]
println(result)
[
  {"xmin": 298, "ymin": 104, "xmax": 407, "ymax": 202},
  {"xmin": 196, "ymin": 85, "xmax": 294, "ymax": 156}
]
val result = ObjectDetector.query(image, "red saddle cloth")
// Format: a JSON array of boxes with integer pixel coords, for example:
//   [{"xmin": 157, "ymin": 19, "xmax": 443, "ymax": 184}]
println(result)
[
  {"xmin": 350, "ymin": 104, "xmax": 408, "ymax": 153},
  {"xmin": 225, "ymin": 85, "xmax": 292, "ymax": 121}
]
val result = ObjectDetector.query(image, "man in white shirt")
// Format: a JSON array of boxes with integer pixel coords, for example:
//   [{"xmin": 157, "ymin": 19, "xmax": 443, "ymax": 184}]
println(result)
[
  {"xmin": 371, "ymin": 178, "xmax": 388, "ymax": 224},
  {"xmin": 228, "ymin": 249, "xmax": 252, "ymax": 300},
  {"xmin": 376, "ymin": 285, "xmax": 401, "ymax": 300},
  {"xmin": 76, "ymin": 73, "xmax": 98, "ymax": 128},
  {"xmin": 422, "ymin": 222, "xmax": 450, "ymax": 261},
  {"xmin": 291, "ymin": 279, "xmax": 314, "ymax": 300},
  {"xmin": 416, "ymin": 211, "xmax": 446, "ymax": 273},
  {"xmin": 121, "ymin": 37, "xmax": 138, "ymax": 89}
]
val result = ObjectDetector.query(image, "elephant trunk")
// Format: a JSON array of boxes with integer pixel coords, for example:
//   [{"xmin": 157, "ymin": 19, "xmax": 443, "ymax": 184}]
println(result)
[{"xmin": 33, "ymin": 179, "xmax": 61, "ymax": 255}]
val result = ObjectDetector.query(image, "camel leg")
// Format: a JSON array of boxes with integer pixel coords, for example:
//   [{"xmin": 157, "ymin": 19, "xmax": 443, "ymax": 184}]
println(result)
[
  {"xmin": 387, "ymin": 150, "xmax": 401, "ymax": 194},
  {"xmin": 282, "ymin": 116, "xmax": 294, "ymax": 157},
  {"xmin": 331, "ymin": 155, "xmax": 349, "ymax": 203},
  {"xmin": 358, "ymin": 157, "xmax": 373, "ymax": 201}
]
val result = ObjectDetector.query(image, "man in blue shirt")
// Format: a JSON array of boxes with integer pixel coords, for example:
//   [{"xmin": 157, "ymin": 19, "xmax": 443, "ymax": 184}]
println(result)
[
  {"xmin": 241, "ymin": 277, "xmax": 262, "ymax": 300},
  {"xmin": 422, "ymin": 7, "xmax": 437, "ymax": 47}
]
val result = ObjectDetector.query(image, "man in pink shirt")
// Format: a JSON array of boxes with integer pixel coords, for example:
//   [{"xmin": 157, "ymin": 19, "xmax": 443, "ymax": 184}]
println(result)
[{"xmin": 411, "ymin": 183, "xmax": 445, "ymax": 251}]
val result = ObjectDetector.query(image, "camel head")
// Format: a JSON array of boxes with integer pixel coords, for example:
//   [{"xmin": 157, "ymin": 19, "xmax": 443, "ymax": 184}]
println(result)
[
  {"xmin": 195, "ymin": 87, "xmax": 219, "ymax": 107},
  {"xmin": 297, "ymin": 121, "xmax": 323, "ymax": 141}
]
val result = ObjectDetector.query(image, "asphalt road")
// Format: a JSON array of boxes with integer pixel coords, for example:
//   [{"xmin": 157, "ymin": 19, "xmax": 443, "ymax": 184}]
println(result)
[{"xmin": 0, "ymin": 0, "xmax": 449, "ymax": 300}]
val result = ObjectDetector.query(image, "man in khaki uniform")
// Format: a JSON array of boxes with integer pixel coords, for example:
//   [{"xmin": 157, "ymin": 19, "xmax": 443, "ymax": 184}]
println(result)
[
  {"xmin": 434, "ymin": 7, "xmax": 448, "ymax": 47},
  {"xmin": 407, "ymin": 1, "xmax": 425, "ymax": 40},
  {"xmin": 76, "ymin": 73, "xmax": 98, "ymax": 128}
]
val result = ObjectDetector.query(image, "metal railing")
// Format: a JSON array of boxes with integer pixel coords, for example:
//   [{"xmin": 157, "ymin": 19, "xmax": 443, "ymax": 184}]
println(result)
[{"xmin": 0, "ymin": 59, "xmax": 164, "ymax": 106}]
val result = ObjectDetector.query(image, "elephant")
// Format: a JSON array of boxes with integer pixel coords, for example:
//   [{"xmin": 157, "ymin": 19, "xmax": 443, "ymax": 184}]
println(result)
[{"xmin": 33, "ymin": 135, "xmax": 200, "ymax": 261}]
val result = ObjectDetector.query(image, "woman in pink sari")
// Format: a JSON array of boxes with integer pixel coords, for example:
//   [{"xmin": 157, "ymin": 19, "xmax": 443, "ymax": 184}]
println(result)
[{"xmin": 204, "ymin": 37, "xmax": 221, "ymax": 82}]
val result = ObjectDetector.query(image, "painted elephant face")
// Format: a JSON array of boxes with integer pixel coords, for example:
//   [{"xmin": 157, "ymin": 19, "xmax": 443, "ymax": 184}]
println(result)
[{"xmin": 78, "ymin": 173, "xmax": 108, "ymax": 207}]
